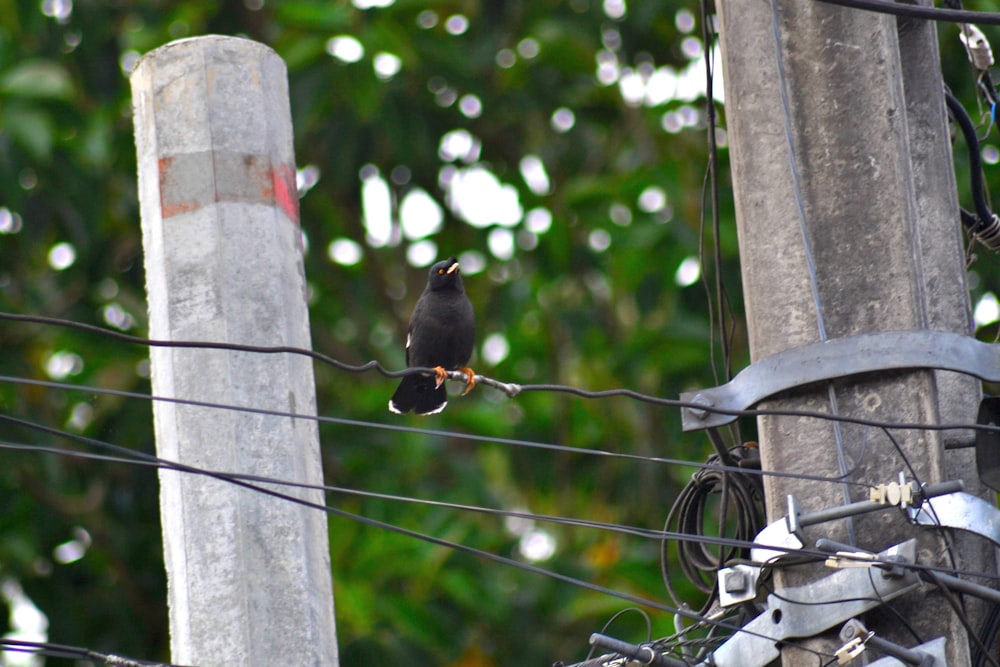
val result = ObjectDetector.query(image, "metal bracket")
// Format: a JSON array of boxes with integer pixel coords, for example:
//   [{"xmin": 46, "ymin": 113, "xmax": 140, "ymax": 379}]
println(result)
[
  {"xmin": 679, "ymin": 330, "xmax": 998, "ymax": 431},
  {"xmin": 908, "ymin": 491, "xmax": 1000, "ymax": 547},
  {"xmin": 700, "ymin": 540, "xmax": 920, "ymax": 667}
]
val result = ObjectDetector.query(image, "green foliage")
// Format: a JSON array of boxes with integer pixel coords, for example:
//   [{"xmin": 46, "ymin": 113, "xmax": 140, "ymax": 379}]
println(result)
[{"xmin": 2, "ymin": 0, "xmax": 997, "ymax": 665}]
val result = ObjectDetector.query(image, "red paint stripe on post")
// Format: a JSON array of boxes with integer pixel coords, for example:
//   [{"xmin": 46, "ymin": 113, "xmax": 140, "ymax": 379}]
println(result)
[
  {"xmin": 158, "ymin": 152, "xmax": 299, "ymax": 223},
  {"xmin": 271, "ymin": 162, "xmax": 300, "ymax": 224}
]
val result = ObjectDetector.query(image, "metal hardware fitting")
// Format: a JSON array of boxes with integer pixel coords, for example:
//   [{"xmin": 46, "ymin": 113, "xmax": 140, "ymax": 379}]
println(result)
[
  {"xmin": 699, "ymin": 540, "xmax": 920, "ymax": 667},
  {"xmin": 588, "ymin": 634, "xmax": 684, "ymax": 667},
  {"xmin": 752, "ymin": 481, "xmax": 961, "ymax": 565},
  {"xmin": 718, "ymin": 480, "xmax": 963, "ymax": 609},
  {"xmin": 869, "ymin": 481, "xmax": 914, "ymax": 508},
  {"xmin": 825, "ymin": 550, "xmax": 877, "ymax": 570},
  {"xmin": 679, "ymin": 330, "xmax": 1000, "ymax": 431},
  {"xmin": 960, "ymin": 24, "xmax": 994, "ymax": 71},
  {"xmin": 717, "ymin": 563, "xmax": 760, "ymax": 607},
  {"xmin": 908, "ymin": 490, "xmax": 1000, "ymax": 548},
  {"xmin": 835, "ymin": 635, "xmax": 869, "ymax": 664},
  {"xmin": 840, "ymin": 620, "xmax": 942, "ymax": 667},
  {"xmin": 862, "ymin": 638, "xmax": 946, "ymax": 667}
]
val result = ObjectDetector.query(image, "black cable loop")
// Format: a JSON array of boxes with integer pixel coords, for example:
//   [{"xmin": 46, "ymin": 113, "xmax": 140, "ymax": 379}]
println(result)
[
  {"xmin": 945, "ymin": 88, "xmax": 1000, "ymax": 249},
  {"xmin": 662, "ymin": 444, "xmax": 765, "ymax": 615}
]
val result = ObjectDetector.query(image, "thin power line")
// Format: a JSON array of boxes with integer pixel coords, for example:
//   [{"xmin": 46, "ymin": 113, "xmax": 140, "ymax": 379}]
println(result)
[
  {"xmin": 4, "ymin": 406, "xmax": 998, "ymax": 662},
  {"xmin": 0, "ymin": 421, "xmax": 850, "ymax": 662},
  {"xmin": 0, "ymin": 637, "xmax": 194, "ymax": 667},
  {"xmin": 0, "ymin": 373, "xmax": 874, "ymax": 489},
  {"xmin": 815, "ymin": 0, "xmax": 1000, "ymax": 25},
  {"xmin": 4, "ymin": 409, "xmax": 998, "ymax": 586}
]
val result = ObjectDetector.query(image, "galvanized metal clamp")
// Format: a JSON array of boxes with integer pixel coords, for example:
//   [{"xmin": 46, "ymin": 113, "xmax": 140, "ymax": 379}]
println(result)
[{"xmin": 679, "ymin": 330, "xmax": 996, "ymax": 431}]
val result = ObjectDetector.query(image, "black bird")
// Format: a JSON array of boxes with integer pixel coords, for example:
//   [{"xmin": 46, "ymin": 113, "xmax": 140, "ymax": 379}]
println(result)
[{"xmin": 389, "ymin": 257, "xmax": 476, "ymax": 415}]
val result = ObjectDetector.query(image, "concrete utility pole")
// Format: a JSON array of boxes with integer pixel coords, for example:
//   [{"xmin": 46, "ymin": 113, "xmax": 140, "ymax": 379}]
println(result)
[
  {"xmin": 717, "ymin": 1, "xmax": 992, "ymax": 664},
  {"xmin": 131, "ymin": 36, "xmax": 338, "ymax": 665}
]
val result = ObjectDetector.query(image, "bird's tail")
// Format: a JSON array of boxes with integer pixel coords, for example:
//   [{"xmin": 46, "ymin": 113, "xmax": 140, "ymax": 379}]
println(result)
[{"xmin": 388, "ymin": 374, "xmax": 448, "ymax": 415}]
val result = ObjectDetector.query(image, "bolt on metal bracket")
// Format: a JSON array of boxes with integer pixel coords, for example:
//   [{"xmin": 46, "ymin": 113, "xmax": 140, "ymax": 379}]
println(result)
[{"xmin": 679, "ymin": 330, "xmax": 999, "ymax": 431}]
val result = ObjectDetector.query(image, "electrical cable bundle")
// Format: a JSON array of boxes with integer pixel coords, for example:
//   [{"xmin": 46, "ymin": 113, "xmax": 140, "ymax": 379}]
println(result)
[{"xmin": 661, "ymin": 444, "xmax": 764, "ymax": 615}]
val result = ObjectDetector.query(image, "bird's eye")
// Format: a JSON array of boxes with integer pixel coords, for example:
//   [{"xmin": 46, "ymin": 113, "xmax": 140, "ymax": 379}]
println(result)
[{"xmin": 438, "ymin": 269, "xmax": 445, "ymax": 275}]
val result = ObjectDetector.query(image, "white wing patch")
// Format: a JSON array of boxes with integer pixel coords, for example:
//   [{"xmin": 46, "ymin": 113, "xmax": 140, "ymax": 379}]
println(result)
[
  {"xmin": 406, "ymin": 332, "xmax": 411, "ymax": 348},
  {"xmin": 423, "ymin": 400, "xmax": 447, "ymax": 415}
]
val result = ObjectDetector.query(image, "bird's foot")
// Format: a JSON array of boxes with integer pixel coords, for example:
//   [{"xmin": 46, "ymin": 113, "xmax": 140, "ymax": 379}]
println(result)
[
  {"xmin": 432, "ymin": 366, "xmax": 448, "ymax": 388},
  {"xmin": 459, "ymin": 367, "xmax": 476, "ymax": 395}
]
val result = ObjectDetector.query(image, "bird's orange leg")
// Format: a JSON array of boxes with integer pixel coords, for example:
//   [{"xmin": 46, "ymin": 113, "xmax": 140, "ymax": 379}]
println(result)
[
  {"xmin": 432, "ymin": 366, "xmax": 448, "ymax": 388},
  {"xmin": 459, "ymin": 367, "xmax": 476, "ymax": 395}
]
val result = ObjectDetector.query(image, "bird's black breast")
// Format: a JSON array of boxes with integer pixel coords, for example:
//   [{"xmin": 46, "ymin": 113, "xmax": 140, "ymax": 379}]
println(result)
[{"xmin": 406, "ymin": 289, "xmax": 475, "ymax": 370}]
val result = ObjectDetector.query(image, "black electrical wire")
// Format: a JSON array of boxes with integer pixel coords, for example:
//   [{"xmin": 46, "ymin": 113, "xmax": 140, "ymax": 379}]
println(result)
[
  {"xmin": 815, "ymin": 0, "xmax": 1000, "ymax": 25},
  {"xmin": 0, "ymin": 372, "xmax": 877, "ymax": 490},
  {"xmin": 974, "ymin": 602, "xmax": 1000, "ymax": 667},
  {"xmin": 699, "ymin": 0, "xmax": 737, "ymax": 390},
  {"xmin": 0, "ymin": 414, "xmax": 862, "ymax": 568},
  {"xmin": 7, "ymin": 407, "xmax": 1000, "ymax": 666},
  {"xmin": 946, "ymin": 88, "xmax": 996, "ymax": 234},
  {"xmin": 13, "ymin": 425, "xmax": 996, "ymax": 587},
  {"xmin": 10, "ymin": 314, "xmax": 1000, "ymax": 644},
  {"xmin": 0, "ymin": 433, "xmax": 750, "ymax": 548},
  {"xmin": 0, "ymin": 638, "xmax": 193, "ymax": 666},
  {"xmin": 13, "ymin": 310, "xmax": 1000, "ymax": 445},
  {"xmin": 878, "ymin": 428, "xmax": 963, "ymax": 572},
  {"xmin": 649, "ymin": 608, "xmax": 740, "ymax": 664},
  {"xmin": 0, "ymin": 416, "xmax": 849, "ymax": 661},
  {"xmin": 949, "ymin": 0, "xmax": 1000, "ymax": 109},
  {"xmin": 925, "ymin": 569, "xmax": 1000, "ymax": 667}
]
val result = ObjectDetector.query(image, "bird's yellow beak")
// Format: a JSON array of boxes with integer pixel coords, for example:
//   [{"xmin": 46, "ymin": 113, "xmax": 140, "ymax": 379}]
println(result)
[{"xmin": 446, "ymin": 262, "xmax": 460, "ymax": 274}]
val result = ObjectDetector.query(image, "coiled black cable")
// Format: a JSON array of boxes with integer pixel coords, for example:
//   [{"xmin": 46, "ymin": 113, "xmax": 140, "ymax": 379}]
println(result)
[{"xmin": 661, "ymin": 444, "xmax": 765, "ymax": 615}]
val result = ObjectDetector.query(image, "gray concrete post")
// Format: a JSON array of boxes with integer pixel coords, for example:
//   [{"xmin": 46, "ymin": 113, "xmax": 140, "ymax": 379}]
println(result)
[
  {"xmin": 717, "ymin": 2, "xmax": 990, "ymax": 664},
  {"xmin": 131, "ymin": 36, "xmax": 338, "ymax": 666}
]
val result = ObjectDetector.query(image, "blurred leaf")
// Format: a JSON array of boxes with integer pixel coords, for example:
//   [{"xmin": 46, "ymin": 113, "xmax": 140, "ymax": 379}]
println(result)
[
  {"xmin": 0, "ymin": 59, "xmax": 74, "ymax": 100},
  {"xmin": 3, "ymin": 106, "xmax": 55, "ymax": 160},
  {"xmin": 274, "ymin": 2, "xmax": 353, "ymax": 30}
]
